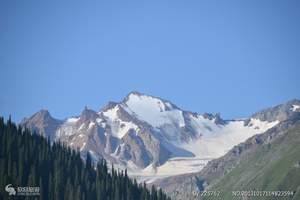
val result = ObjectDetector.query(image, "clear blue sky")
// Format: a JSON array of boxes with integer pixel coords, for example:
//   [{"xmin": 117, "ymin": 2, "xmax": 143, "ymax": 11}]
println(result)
[{"xmin": 0, "ymin": 0, "xmax": 299, "ymax": 122}]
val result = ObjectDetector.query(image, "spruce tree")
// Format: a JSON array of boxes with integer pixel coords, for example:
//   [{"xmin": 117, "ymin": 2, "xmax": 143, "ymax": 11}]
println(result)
[{"xmin": 0, "ymin": 117, "xmax": 171, "ymax": 200}]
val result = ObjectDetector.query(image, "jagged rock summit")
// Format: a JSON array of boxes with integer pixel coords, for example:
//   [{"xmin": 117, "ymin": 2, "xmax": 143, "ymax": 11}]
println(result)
[{"xmin": 20, "ymin": 92, "xmax": 300, "ymax": 183}]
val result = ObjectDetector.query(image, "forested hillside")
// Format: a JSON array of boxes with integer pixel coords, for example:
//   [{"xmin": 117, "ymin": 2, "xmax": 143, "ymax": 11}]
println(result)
[{"xmin": 0, "ymin": 117, "xmax": 170, "ymax": 200}]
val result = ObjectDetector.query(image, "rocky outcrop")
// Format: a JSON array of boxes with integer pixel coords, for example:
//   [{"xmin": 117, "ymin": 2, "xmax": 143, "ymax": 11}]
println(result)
[{"xmin": 20, "ymin": 109, "xmax": 62, "ymax": 141}]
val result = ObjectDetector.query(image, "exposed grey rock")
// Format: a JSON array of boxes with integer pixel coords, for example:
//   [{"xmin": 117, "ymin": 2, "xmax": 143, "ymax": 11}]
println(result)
[
  {"xmin": 79, "ymin": 106, "xmax": 98, "ymax": 123},
  {"xmin": 252, "ymin": 99, "xmax": 300, "ymax": 122},
  {"xmin": 120, "ymin": 129, "xmax": 152, "ymax": 168},
  {"xmin": 20, "ymin": 109, "xmax": 62, "ymax": 141}
]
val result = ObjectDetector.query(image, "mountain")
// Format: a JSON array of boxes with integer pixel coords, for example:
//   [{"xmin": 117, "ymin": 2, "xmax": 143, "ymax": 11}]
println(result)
[
  {"xmin": 251, "ymin": 99, "xmax": 300, "ymax": 122},
  {"xmin": 0, "ymin": 117, "xmax": 170, "ymax": 200},
  {"xmin": 20, "ymin": 109, "xmax": 62, "ymax": 141},
  {"xmin": 206, "ymin": 119, "xmax": 300, "ymax": 200},
  {"xmin": 20, "ymin": 93, "xmax": 300, "ymax": 184},
  {"xmin": 152, "ymin": 101, "xmax": 300, "ymax": 200}
]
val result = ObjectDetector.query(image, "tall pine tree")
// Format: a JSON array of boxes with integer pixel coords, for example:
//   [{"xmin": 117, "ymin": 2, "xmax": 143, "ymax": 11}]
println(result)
[{"xmin": 0, "ymin": 117, "xmax": 171, "ymax": 200}]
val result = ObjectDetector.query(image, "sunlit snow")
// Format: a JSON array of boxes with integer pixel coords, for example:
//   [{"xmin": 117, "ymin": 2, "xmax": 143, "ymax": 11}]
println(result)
[
  {"xmin": 291, "ymin": 104, "xmax": 300, "ymax": 112},
  {"xmin": 180, "ymin": 118, "xmax": 279, "ymax": 158},
  {"xmin": 123, "ymin": 93, "xmax": 185, "ymax": 128},
  {"xmin": 103, "ymin": 105, "xmax": 139, "ymax": 139}
]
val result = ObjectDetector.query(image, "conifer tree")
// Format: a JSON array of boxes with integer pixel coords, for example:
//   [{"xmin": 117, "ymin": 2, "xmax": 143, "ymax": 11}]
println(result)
[{"xmin": 0, "ymin": 117, "xmax": 171, "ymax": 200}]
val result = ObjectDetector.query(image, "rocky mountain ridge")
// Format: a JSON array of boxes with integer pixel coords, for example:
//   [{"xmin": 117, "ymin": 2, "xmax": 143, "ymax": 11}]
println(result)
[{"xmin": 20, "ymin": 92, "xmax": 300, "ymax": 184}]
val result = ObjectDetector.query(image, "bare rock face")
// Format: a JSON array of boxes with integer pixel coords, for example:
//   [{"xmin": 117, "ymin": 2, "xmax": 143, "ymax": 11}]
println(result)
[
  {"xmin": 119, "ymin": 129, "xmax": 152, "ymax": 168},
  {"xmin": 79, "ymin": 106, "xmax": 99, "ymax": 122},
  {"xmin": 251, "ymin": 99, "xmax": 300, "ymax": 122},
  {"xmin": 20, "ymin": 109, "xmax": 62, "ymax": 141}
]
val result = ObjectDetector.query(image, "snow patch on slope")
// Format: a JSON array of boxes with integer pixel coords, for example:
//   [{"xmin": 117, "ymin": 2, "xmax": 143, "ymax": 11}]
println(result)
[
  {"xmin": 102, "ymin": 106, "xmax": 119, "ymax": 120},
  {"xmin": 188, "ymin": 115, "xmax": 222, "ymax": 136},
  {"xmin": 80, "ymin": 142, "xmax": 86, "ymax": 151},
  {"xmin": 128, "ymin": 118, "xmax": 279, "ymax": 183},
  {"xmin": 103, "ymin": 105, "xmax": 139, "ymax": 138},
  {"xmin": 131, "ymin": 157, "xmax": 210, "ymax": 183},
  {"xmin": 291, "ymin": 104, "xmax": 300, "ymax": 112},
  {"xmin": 123, "ymin": 93, "xmax": 185, "ymax": 128},
  {"xmin": 180, "ymin": 118, "xmax": 279, "ymax": 158},
  {"xmin": 88, "ymin": 122, "xmax": 95, "ymax": 129},
  {"xmin": 66, "ymin": 117, "xmax": 80, "ymax": 123},
  {"xmin": 55, "ymin": 117, "xmax": 80, "ymax": 137}
]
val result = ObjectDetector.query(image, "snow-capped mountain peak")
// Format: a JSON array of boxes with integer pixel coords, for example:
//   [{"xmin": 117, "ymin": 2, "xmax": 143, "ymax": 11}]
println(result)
[
  {"xmin": 21, "ymin": 93, "xmax": 297, "ymax": 182},
  {"xmin": 121, "ymin": 92, "xmax": 185, "ymax": 129},
  {"xmin": 123, "ymin": 92, "xmax": 178, "ymax": 113}
]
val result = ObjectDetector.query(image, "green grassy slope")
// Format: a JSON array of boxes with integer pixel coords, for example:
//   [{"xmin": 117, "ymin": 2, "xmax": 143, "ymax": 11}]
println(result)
[{"xmin": 205, "ymin": 123, "xmax": 300, "ymax": 200}]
